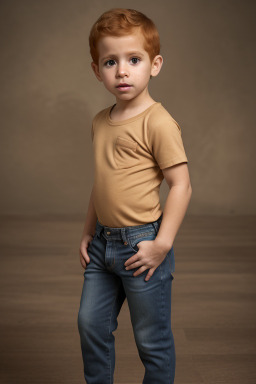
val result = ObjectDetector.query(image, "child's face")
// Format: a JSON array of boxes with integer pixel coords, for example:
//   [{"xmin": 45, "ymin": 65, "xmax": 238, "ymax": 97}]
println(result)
[{"xmin": 91, "ymin": 31, "xmax": 162, "ymax": 104}]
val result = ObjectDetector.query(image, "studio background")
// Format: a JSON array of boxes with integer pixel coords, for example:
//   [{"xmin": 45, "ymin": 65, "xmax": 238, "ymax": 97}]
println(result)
[
  {"xmin": 1, "ymin": 0, "xmax": 255, "ymax": 216},
  {"xmin": 1, "ymin": 1, "xmax": 256, "ymax": 384}
]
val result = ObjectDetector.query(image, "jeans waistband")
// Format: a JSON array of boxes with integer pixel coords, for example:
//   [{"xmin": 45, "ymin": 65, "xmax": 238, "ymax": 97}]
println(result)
[{"xmin": 95, "ymin": 213, "xmax": 163, "ymax": 243}]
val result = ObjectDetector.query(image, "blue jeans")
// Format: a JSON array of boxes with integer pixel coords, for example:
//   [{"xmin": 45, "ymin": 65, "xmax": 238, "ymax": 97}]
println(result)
[{"xmin": 77, "ymin": 213, "xmax": 176, "ymax": 383}]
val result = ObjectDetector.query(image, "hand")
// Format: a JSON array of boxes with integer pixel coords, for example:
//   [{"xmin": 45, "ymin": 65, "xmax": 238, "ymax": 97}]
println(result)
[
  {"xmin": 124, "ymin": 240, "xmax": 170, "ymax": 281},
  {"xmin": 79, "ymin": 234, "xmax": 93, "ymax": 269}
]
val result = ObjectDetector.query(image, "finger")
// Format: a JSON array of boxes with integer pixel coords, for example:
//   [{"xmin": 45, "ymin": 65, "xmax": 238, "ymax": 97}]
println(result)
[
  {"xmin": 145, "ymin": 268, "xmax": 156, "ymax": 281},
  {"xmin": 124, "ymin": 256, "xmax": 139, "ymax": 267},
  {"xmin": 80, "ymin": 256, "xmax": 86, "ymax": 269},
  {"xmin": 80, "ymin": 250, "xmax": 90, "ymax": 266},
  {"xmin": 133, "ymin": 265, "xmax": 148, "ymax": 277},
  {"xmin": 125, "ymin": 260, "xmax": 143, "ymax": 270},
  {"xmin": 80, "ymin": 252, "xmax": 87, "ymax": 268},
  {"xmin": 83, "ymin": 248, "xmax": 91, "ymax": 264}
]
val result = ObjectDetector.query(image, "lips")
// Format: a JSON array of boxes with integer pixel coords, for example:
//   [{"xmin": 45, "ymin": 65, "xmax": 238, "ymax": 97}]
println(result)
[{"xmin": 116, "ymin": 83, "xmax": 131, "ymax": 88}]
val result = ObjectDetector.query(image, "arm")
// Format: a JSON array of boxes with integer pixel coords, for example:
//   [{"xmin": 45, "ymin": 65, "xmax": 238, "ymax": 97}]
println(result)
[
  {"xmin": 79, "ymin": 185, "xmax": 98, "ymax": 268},
  {"xmin": 124, "ymin": 162, "xmax": 192, "ymax": 281},
  {"xmin": 155, "ymin": 162, "xmax": 192, "ymax": 252}
]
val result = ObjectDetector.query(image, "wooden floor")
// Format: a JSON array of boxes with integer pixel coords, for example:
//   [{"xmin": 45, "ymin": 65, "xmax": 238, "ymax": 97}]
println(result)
[{"xmin": 0, "ymin": 214, "xmax": 255, "ymax": 384}]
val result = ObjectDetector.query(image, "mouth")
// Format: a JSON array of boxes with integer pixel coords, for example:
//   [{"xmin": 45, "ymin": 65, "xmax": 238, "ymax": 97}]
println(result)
[
  {"xmin": 116, "ymin": 83, "xmax": 132, "ymax": 88},
  {"xmin": 116, "ymin": 83, "xmax": 132, "ymax": 91}
]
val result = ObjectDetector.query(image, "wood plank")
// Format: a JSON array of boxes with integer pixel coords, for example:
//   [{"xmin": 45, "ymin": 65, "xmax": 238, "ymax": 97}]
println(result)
[{"xmin": 0, "ymin": 215, "xmax": 255, "ymax": 383}]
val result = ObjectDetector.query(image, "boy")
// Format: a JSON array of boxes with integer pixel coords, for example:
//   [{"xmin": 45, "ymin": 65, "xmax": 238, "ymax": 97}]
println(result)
[{"xmin": 77, "ymin": 8, "xmax": 192, "ymax": 384}]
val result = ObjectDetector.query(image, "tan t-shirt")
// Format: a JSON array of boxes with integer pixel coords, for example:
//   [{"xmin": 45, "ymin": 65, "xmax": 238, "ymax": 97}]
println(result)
[{"xmin": 91, "ymin": 102, "xmax": 188, "ymax": 227}]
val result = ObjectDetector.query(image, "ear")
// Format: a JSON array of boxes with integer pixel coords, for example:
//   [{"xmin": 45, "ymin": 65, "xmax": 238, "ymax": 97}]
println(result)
[
  {"xmin": 91, "ymin": 62, "xmax": 102, "ymax": 82},
  {"xmin": 150, "ymin": 55, "xmax": 163, "ymax": 78}
]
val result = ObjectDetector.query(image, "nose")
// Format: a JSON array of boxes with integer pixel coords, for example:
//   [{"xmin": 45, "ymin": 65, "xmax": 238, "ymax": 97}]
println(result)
[{"xmin": 116, "ymin": 61, "xmax": 129, "ymax": 78}]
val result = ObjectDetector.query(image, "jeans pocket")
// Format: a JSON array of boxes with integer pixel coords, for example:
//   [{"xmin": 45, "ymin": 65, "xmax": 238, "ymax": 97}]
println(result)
[{"xmin": 127, "ymin": 230, "xmax": 156, "ymax": 253}]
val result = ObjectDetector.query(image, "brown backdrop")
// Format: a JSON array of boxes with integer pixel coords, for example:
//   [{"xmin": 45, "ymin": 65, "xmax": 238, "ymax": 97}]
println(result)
[{"xmin": 1, "ymin": 0, "xmax": 255, "ymax": 215}]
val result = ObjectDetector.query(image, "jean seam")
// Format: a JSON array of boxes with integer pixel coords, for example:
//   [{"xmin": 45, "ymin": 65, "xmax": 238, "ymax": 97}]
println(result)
[
  {"xmin": 107, "ymin": 241, "xmax": 116, "ymax": 271},
  {"xmin": 112, "ymin": 241, "xmax": 116, "ymax": 268},
  {"xmin": 166, "ymin": 260, "xmax": 171, "ymax": 383},
  {"xmin": 107, "ymin": 281, "xmax": 121, "ymax": 384},
  {"xmin": 160, "ymin": 262, "xmax": 167, "ymax": 381},
  {"xmin": 167, "ymin": 253, "xmax": 175, "ymax": 277}
]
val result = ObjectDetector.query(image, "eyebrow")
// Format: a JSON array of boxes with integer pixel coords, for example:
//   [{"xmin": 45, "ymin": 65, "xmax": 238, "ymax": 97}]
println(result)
[{"xmin": 101, "ymin": 51, "xmax": 145, "ymax": 63}]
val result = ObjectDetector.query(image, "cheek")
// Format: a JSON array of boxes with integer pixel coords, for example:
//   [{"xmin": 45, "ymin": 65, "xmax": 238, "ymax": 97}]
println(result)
[
  {"xmin": 134, "ymin": 72, "xmax": 150, "ymax": 86},
  {"xmin": 134, "ymin": 66, "xmax": 151, "ymax": 80},
  {"xmin": 101, "ymin": 74, "xmax": 113, "ymax": 88},
  {"xmin": 99, "ymin": 68, "xmax": 111, "ymax": 81}
]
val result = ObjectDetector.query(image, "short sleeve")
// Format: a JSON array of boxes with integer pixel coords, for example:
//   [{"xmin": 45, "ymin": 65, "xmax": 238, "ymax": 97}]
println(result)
[{"xmin": 147, "ymin": 113, "xmax": 188, "ymax": 169}]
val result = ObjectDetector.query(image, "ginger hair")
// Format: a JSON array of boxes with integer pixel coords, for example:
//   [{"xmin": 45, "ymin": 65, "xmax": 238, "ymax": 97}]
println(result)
[{"xmin": 89, "ymin": 8, "xmax": 161, "ymax": 65}]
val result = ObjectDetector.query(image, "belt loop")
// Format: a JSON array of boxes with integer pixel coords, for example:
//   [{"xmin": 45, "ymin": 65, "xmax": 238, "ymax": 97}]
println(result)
[{"xmin": 121, "ymin": 228, "xmax": 128, "ymax": 243}]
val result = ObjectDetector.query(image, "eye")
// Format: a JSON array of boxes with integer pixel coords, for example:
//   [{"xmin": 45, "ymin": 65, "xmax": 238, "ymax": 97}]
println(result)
[
  {"xmin": 104, "ymin": 59, "xmax": 116, "ymax": 67},
  {"xmin": 130, "ymin": 57, "xmax": 140, "ymax": 64}
]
